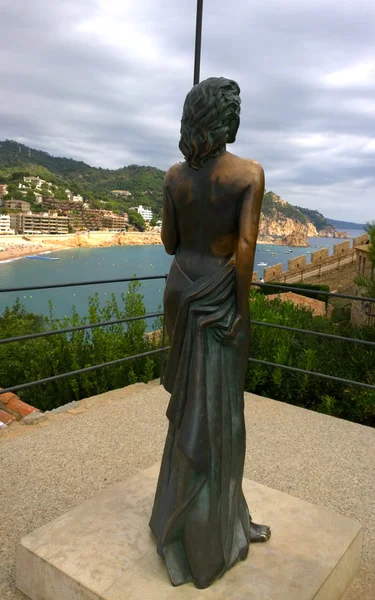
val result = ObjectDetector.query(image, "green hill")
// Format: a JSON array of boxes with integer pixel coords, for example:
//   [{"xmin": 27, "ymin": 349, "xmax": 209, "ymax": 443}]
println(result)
[
  {"xmin": 326, "ymin": 218, "xmax": 365, "ymax": 230},
  {"xmin": 0, "ymin": 140, "xmax": 165, "ymax": 216},
  {"xmin": 294, "ymin": 206, "xmax": 330, "ymax": 231},
  {"xmin": 0, "ymin": 140, "xmax": 334, "ymax": 229}
]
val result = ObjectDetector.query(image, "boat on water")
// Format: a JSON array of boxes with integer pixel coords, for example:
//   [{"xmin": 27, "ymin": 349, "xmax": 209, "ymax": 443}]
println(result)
[
  {"xmin": 257, "ymin": 262, "xmax": 267, "ymax": 267},
  {"xmin": 25, "ymin": 256, "xmax": 60, "ymax": 261}
]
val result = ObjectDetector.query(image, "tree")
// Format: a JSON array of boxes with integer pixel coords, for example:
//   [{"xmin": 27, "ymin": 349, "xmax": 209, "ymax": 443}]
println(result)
[
  {"xmin": 26, "ymin": 189, "xmax": 36, "ymax": 203},
  {"xmin": 6, "ymin": 183, "xmax": 17, "ymax": 194},
  {"xmin": 54, "ymin": 187, "xmax": 68, "ymax": 201},
  {"xmin": 128, "ymin": 209, "xmax": 145, "ymax": 232},
  {"xmin": 10, "ymin": 190, "xmax": 24, "ymax": 200},
  {"xmin": 354, "ymin": 221, "xmax": 375, "ymax": 297}
]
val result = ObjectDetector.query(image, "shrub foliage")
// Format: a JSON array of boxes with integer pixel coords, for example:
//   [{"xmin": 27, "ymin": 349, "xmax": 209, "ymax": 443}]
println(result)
[{"xmin": 0, "ymin": 285, "xmax": 374, "ymax": 426}]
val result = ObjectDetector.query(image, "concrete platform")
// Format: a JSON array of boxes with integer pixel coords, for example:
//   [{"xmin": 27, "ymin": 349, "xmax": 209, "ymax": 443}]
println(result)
[{"xmin": 16, "ymin": 462, "xmax": 362, "ymax": 600}]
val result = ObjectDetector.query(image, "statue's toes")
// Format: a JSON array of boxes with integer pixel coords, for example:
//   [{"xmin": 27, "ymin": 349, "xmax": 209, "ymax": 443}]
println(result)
[{"xmin": 260, "ymin": 526, "xmax": 271, "ymax": 540}]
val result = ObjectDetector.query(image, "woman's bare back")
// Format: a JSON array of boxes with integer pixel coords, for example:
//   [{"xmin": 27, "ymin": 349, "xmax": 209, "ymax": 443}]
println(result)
[{"xmin": 164, "ymin": 151, "xmax": 257, "ymax": 280}]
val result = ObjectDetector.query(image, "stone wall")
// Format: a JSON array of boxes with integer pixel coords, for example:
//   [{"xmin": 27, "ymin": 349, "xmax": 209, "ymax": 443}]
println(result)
[
  {"xmin": 311, "ymin": 248, "xmax": 329, "ymax": 263},
  {"xmin": 287, "ymin": 255, "xmax": 307, "ymax": 271},
  {"xmin": 351, "ymin": 301, "xmax": 375, "ymax": 327},
  {"xmin": 353, "ymin": 233, "xmax": 369, "ymax": 246},
  {"xmin": 333, "ymin": 241, "xmax": 351, "ymax": 255},
  {"xmin": 263, "ymin": 235, "xmax": 369, "ymax": 285},
  {"xmin": 303, "ymin": 261, "xmax": 356, "ymax": 292},
  {"xmin": 263, "ymin": 262, "xmax": 284, "ymax": 281}
]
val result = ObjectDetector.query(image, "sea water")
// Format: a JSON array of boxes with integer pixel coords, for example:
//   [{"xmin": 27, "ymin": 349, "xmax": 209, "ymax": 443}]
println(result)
[{"xmin": 0, "ymin": 230, "xmax": 364, "ymax": 323}]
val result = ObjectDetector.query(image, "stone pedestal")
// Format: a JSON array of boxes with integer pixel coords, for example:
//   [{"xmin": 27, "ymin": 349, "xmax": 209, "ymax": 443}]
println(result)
[{"xmin": 16, "ymin": 463, "xmax": 362, "ymax": 600}]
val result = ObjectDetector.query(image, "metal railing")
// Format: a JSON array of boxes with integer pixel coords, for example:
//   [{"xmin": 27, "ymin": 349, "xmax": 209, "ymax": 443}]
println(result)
[
  {"xmin": 0, "ymin": 276, "xmax": 375, "ymax": 397},
  {"xmin": 0, "ymin": 275, "xmax": 169, "ymax": 395},
  {"xmin": 249, "ymin": 281, "xmax": 375, "ymax": 390}
]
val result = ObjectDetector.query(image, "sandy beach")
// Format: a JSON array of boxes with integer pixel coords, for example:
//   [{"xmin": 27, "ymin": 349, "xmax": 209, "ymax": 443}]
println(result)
[
  {"xmin": 0, "ymin": 231, "xmax": 294, "ymax": 263},
  {"xmin": 0, "ymin": 239, "xmax": 64, "ymax": 263},
  {"xmin": 0, "ymin": 232, "xmax": 163, "ymax": 263}
]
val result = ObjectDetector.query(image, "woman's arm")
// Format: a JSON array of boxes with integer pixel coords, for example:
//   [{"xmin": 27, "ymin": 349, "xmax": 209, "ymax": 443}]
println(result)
[
  {"xmin": 161, "ymin": 184, "xmax": 179, "ymax": 255},
  {"xmin": 236, "ymin": 162, "xmax": 265, "ymax": 317},
  {"xmin": 224, "ymin": 162, "xmax": 264, "ymax": 340}
]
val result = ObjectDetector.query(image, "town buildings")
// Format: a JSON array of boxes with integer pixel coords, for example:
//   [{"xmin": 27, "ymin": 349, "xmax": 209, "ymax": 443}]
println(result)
[
  {"xmin": 2, "ymin": 200, "xmax": 30, "ymax": 212},
  {"xmin": 1, "ymin": 176, "xmax": 130, "ymax": 235},
  {"xmin": 111, "ymin": 190, "xmax": 132, "ymax": 197},
  {"xmin": 9, "ymin": 213, "xmax": 69, "ymax": 235},
  {"xmin": 0, "ymin": 214, "xmax": 14, "ymax": 234},
  {"xmin": 70, "ymin": 194, "xmax": 83, "ymax": 203},
  {"xmin": 131, "ymin": 205, "xmax": 153, "ymax": 221},
  {"xmin": 68, "ymin": 209, "xmax": 128, "ymax": 232},
  {"xmin": 0, "ymin": 184, "xmax": 8, "ymax": 198},
  {"xmin": 23, "ymin": 176, "xmax": 50, "ymax": 189},
  {"xmin": 355, "ymin": 243, "xmax": 372, "ymax": 277}
]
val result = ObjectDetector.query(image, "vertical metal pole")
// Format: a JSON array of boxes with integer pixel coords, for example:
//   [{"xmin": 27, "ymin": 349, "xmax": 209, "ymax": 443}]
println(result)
[{"xmin": 194, "ymin": 0, "xmax": 204, "ymax": 85}]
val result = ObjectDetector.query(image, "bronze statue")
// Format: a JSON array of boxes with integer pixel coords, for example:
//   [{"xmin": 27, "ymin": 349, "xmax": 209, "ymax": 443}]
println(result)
[{"xmin": 149, "ymin": 77, "xmax": 271, "ymax": 589}]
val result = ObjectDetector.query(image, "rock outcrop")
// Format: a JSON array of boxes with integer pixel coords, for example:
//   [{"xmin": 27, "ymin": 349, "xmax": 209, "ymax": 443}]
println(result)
[
  {"xmin": 274, "ymin": 226, "xmax": 309, "ymax": 247},
  {"xmin": 259, "ymin": 216, "xmax": 318, "ymax": 239},
  {"xmin": 45, "ymin": 232, "xmax": 162, "ymax": 249},
  {"xmin": 333, "ymin": 231, "xmax": 350, "ymax": 239}
]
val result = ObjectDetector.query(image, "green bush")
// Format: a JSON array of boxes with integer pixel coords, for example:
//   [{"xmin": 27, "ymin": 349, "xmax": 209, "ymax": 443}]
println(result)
[
  {"xmin": 0, "ymin": 281, "xmax": 163, "ymax": 412},
  {"xmin": 1, "ymin": 286, "xmax": 374, "ymax": 427},
  {"xmin": 259, "ymin": 282, "xmax": 330, "ymax": 305},
  {"xmin": 247, "ymin": 291, "xmax": 375, "ymax": 426}
]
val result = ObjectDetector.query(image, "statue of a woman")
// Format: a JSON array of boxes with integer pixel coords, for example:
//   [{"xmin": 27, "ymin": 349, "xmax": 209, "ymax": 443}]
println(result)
[{"xmin": 149, "ymin": 77, "xmax": 271, "ymax": 589}]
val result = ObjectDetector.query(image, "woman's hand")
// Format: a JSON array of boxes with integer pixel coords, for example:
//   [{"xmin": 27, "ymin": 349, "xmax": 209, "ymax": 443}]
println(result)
[
  {"xmin": 213, "ymin": 313, "xmax": 246, "ymax": 345},
  {"xmin": 223, "ymin": 313, "xmax": 245, "ymax": 341}
]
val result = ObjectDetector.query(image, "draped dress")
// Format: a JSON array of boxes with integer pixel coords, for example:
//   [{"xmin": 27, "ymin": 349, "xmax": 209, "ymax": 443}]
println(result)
[{"xmin": 149, "ymin": 242, "xmax": 252, "ymax": 588}]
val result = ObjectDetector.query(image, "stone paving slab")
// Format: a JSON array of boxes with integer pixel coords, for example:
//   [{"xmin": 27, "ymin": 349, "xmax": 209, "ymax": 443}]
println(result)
[
  {"xmin": 1, "ymin": 382, "xmax": 374, "ymax": 599},
  {"xmin": 16, "ymin": 463, "xmax": 362, "ymax": 600}
]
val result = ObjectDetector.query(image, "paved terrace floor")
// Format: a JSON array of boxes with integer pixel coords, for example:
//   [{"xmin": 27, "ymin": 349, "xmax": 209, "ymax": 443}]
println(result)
[{"xmin": 1, "ymin": 383, "xmax": 374, "ymax": 600}]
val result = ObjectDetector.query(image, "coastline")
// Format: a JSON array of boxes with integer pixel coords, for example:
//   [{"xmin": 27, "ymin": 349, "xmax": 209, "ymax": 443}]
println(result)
[
  {"xmin": 0, "ymin": 230, "xmax": 354, "ymax": 264},
  {"xmin": 0, "ymin": 232, "xmax": 163, "ymax": 263},
  {"xmin": 0, "ymin": 243, "xmax": 67, "ymax": 263}
]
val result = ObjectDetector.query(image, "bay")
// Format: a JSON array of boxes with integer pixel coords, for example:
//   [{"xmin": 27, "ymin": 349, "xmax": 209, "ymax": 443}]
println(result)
[{"xmin": 0, "ymin": 229, "xmax": 364, "ymax": 324}]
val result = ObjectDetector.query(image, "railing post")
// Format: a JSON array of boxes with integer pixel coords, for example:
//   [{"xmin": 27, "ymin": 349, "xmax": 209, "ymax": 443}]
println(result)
[{"xmin": 159, "ymin": 275, "xmax": 168, "ymax": 385}]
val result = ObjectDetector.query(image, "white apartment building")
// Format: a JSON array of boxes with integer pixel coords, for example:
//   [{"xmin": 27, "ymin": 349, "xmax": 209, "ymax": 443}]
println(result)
[
  {"xmin": 111, "ymin": 190, "xmax": 132, "ymax": 197},
  {"xmin": 10, "ymin": 212, "xmax": 69, "ymax": 235},
  {"xmin": 24, "ymin": 176, "xmax": 48, "ymax": 189},
  {"xmin": 0, "ymin": 214, "xmax": 14, "ymax": 234},
  {"xmin": 70, "ymin": 194, "xmax": 83, "ymax": 203},
  {"xmin": 132, "ymin": 205, "xmax": 153, "ymax": 221}
]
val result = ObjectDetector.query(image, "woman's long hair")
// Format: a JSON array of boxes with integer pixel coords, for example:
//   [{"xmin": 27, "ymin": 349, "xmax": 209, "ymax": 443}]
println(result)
[{"xmin": 179, "ymin": 77, "xmax": 241, "ymax": 170}]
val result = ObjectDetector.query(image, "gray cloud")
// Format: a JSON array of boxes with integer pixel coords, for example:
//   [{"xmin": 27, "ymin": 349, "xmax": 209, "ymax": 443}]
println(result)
[{"xmin": 0, "ymin": 0, "xmax": 374, "ymax": 221}]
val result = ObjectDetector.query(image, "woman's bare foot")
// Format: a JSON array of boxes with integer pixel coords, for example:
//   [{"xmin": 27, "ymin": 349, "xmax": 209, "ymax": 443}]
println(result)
[{"xmin": 250, "ymin": 522, "xmax": 271, "ymax": 543}]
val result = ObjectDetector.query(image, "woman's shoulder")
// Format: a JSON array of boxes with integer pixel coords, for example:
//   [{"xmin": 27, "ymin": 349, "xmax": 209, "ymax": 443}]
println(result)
[
  {"xmin": 225, "ymin": 152, "xmax": 263, "ymax": 173},
  {"xmin": 164, "ymin": 161, "xmax": 187, "ymax": 185}
]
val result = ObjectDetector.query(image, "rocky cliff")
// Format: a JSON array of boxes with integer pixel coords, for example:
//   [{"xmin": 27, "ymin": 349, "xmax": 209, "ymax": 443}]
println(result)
[
  {"xmin": 258, "ymin": 216, "xmax": 318, "ymax": 240},
  {"xmin": 273, "ymin": 225, "xmax": 309, "ymax": 247},
  {"xmin": 258, "ymin": 192, "xmax": 320, "ymax": 241}
]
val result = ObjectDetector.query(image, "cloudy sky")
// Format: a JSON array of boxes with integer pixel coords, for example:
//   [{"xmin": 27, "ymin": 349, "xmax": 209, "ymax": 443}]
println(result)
[{"xmin": 1, "ymin": 0, "xmax": 374, "ymax": 221}]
